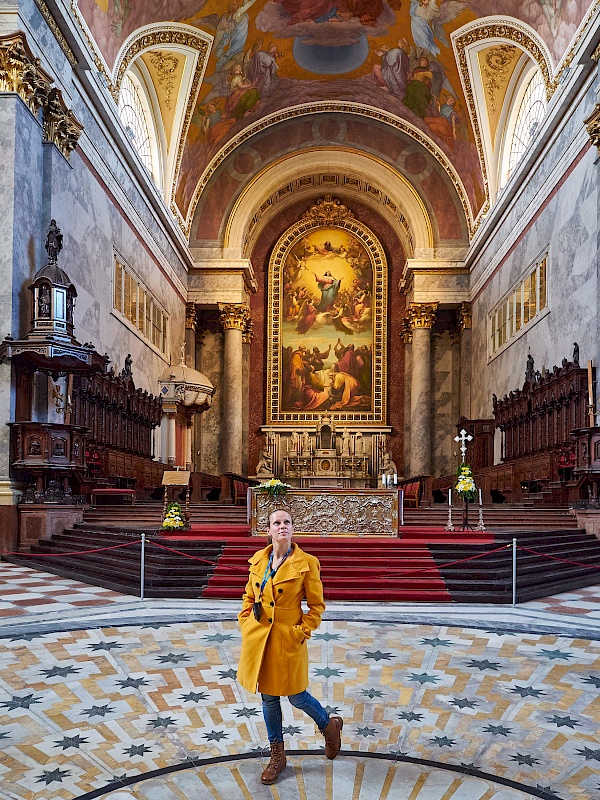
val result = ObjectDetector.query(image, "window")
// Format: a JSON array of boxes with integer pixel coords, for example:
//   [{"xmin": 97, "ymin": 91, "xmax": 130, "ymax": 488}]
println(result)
[
  {"xmin": 114, "ymin": 260, "xmax": 168, "ymax": 355},
  {"xmin": 118, "ymin": 72, "xmax": 159, "ymax": 181},
  {"xmin": 507, "ymin": 69, "xmax": 546, "ymax": 178},
  {"xmin": 489, "ymin": 256, "xmax": 548, "ymax": 355}
]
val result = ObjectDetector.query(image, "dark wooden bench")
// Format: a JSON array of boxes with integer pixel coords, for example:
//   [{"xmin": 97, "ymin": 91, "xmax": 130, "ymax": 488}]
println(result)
[
  {"xmin": 90, "ymin": 488, "xmax": 135, "ymax": 506},
  {"xmin": 221, "ymin": 473, "xmax": 259, "ymax": 505}
]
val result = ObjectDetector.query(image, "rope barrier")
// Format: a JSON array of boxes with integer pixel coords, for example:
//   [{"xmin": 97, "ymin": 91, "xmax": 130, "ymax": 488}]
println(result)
[
  {"xmin": 382, "ymin": 545, "xmax": 511, "ymax": 578},
  {"xmin": 148, "ymin": 540, "xmax": 248, "ymax": 572},
  {"xmin": 0, "ymin": 540, "xmax": 143, "ymax": 558},
  {"xmin": 517, "ymin": 545, "xmax": 600, "ymax": 571}
]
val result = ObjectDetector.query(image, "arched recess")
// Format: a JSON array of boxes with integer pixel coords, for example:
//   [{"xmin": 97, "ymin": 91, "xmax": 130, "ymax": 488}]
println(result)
[
  {"xmin": 224, "ymin": 149, "xmax": 436, "ymax": 261},
  {"xmin": 453, "ymin": 17, "xmax": 555, "ymax": 210},
  {"xmin": 111, "ymin": 23, "xmax": 212, "ymax": 207},
  {"xmin": 183, "ymin": 102, "xmax": 476, "ymax": 239}
]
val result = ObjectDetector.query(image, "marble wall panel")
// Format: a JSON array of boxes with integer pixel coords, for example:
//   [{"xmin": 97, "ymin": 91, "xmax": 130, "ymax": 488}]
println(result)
[
  {"xmin": 431, "ymin": 332, "xmax": 458, "ymax": 477},
  {"xmin": 470, "ymin": 150, "xmax": 599, "ymax": 421},
  {"xmin": 197, "ymin": 321, "xmax": 223, "ymax": 477}
]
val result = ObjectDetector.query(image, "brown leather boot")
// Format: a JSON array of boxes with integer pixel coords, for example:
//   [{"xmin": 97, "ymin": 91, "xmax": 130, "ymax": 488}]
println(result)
[
  {"xmin": 320, "ymin": 715, "xmax": 343, "ymax": 759},
  {"xmin": 260, "ymin": 741, "xmax": 287, "ymax": 784}
]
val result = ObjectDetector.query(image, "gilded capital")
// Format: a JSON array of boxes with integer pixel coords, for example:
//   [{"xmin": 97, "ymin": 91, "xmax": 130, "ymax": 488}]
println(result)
[
  {"xmin": 43, "ymin": 87, "xmax": 83, "ymax": 159},
  {"xmin": 399, "ymin": 318, "xmax": 412, "ymax": 344},
  {"xmin": 243, "ymin": 315, "xmax": 254, "ymax": 345},
  {"xmin": 219, "ymin": 303, "xmax": 249, "ymax": 331},
  {"xmin": 585, "ymin": 104, "xmax": 600, "ymax": 158},
  {"xmin": 407, "ymin": 302, "xmax": 438, "ymax": 330},
  {"xmin": 0, "ymin": 31, "xmax": 53, "ymax": 115},
  {"xmin": 185, "ymin": 302, "xmax": 197, "ymax": 330},
  {"xmin": 458, "ymin": 301, "xmax": 472, "ymax": 331}
]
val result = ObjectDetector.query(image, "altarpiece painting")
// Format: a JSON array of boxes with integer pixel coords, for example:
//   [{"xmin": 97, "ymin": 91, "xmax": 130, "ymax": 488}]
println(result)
[{"xmin": 267, "ymin": 198, "xmax": 387, "ymax": 424}]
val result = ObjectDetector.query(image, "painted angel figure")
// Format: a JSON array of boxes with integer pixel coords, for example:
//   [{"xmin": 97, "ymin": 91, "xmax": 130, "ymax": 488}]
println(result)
[{"xmin": 410, "ymin": 0, "xmax": 466, "ymax": 56}]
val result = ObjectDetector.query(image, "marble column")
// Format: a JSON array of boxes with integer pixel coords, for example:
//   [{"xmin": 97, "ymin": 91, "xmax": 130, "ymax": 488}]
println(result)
[
  {"xmin": 399, "ymin": 319, "xmax": 413, "ymax": 477},
  {"xmin": 168, "ymin": 414, "xmax": 176, "ymax": 465},
  {"xmin": 242, "ymin": 315, "xmax": 254, "ymax": 476},
  {"xmin": 185, "ymin": 303, "xmax": 197, "ymax": 369},
  {"xmin": 160, "ymin": 415, "xmax": 168, "ymax": 464},
  {"xmin": 408, "ymin": 303, "xmax": 438, "ymax": 476},
  {"xmin": 458, "ymin": 302, "xmax": 472, "ymax": 420},
  {"xmin": 219, "ymin": 304, "xmax": 249, "ymax": 476}
]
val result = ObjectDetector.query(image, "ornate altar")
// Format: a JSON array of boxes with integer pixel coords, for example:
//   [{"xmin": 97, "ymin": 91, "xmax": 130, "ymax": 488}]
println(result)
[{"xmin": 251, "ymin": 489, "xmax": 399, "ymax": 536}]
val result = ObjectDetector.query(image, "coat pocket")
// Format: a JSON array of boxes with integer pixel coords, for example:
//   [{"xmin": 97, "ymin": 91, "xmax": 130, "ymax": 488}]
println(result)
[{"xmin": 282, "ymin": 624, "xmax": 306, "ymax": 656}]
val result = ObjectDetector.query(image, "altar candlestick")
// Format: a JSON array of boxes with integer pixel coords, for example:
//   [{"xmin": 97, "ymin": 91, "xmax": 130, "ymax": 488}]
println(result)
[
  {"xmin": 448, "ymin": 489, "xmax": 451, "ymax": 506},
  {"xmin": 478, "ymin": 488, "xmax": 482, "ymax": 506}
]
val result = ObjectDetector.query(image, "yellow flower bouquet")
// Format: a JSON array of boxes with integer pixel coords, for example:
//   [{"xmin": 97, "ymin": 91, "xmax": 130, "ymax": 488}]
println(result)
[
  {"xmin": 455, "ymin": 464, "xmax": 477, "ymax": 503},
  {"xmin": 257, "ymin": 479, "xmax": 292, "ymax": 499}
]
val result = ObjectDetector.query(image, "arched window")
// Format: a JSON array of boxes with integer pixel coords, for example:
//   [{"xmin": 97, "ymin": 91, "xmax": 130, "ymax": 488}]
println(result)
[
  {"xmin": 506, "ymin": 68, "xmax": 546, "ymax": 179},
  {"xmin": 118, "ymin": 71, "xmax": 161, "ymax": 186}
]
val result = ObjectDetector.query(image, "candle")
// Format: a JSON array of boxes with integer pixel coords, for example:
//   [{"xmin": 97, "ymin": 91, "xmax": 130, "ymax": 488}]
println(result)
[
  {"xmin": 448, "ymin": 489, "xmax": 451, "ymax": 506},
  {"xmin": 478, "ymin": 488, "xmax": 482, "ymax": 506}
]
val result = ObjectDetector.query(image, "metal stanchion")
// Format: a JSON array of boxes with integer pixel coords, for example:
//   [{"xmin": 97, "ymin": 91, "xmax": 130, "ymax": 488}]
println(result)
[
  {"xmin": 140, "ymin": 533, "xmax": 146, "ymax": 601},
  {"xmin": 512, "ymin": 537, "xmax": 517, "ymax": 607},
  {"xmin": 400, "ymin": 489, "xmax": 404, "ymax": 527},
  {"xmin": 444, "ymin": 489, "xmax": 454, "ymax": 531}
]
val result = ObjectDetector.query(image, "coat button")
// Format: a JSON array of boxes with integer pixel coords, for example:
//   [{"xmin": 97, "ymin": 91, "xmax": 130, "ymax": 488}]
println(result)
[
  {"xmin": 278, "ymin": 588, "xmax": 283, "ymax": 593},
  {"xmin": 270, "ymin": 601, "xmax": 274, "ymax": 607},
  {"xmin": 268, "ymin": 618, "xmax": 273, "ymax": 623},
  {"xmin": 255, "ymin": 582, "xmax": 259, "ymax": 587}
]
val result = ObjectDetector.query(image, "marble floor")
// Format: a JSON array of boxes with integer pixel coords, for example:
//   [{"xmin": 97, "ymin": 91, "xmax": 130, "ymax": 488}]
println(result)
[{"xmin": 0, "ymin": 563, "xmax": 599, "ymax": 800}]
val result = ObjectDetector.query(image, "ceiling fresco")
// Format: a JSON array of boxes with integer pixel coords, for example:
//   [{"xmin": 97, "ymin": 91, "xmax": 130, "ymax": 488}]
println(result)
[{"xmin": 77, "ymin": 0, "xmax": 594, "ymax": 227}]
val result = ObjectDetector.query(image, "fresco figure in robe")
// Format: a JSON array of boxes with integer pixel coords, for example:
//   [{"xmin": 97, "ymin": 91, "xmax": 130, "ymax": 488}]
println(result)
[{"xmin": 313, "ymin": 271, "xmax": 341, "ymax": 311}]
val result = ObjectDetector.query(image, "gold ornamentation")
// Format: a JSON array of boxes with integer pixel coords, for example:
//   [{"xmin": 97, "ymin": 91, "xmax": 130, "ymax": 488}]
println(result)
[
  {"xmin": 481, "ymin": 45, "xmax": 517, "ymax": 113},
  {"xmin": 458, "ymin": 301, "xmax": 472, "ymax": 331},
  {"xmin": 43, "ymin": 87, "xmax": 84, "ymax": 159},
  {"xmin": 266, "ymin": 198, "xmax": 387, "ymax": 425},
  {"xmin": 70, "ymin": 0, "xmax": 112, "ymax": 89},
  {"xmin": 407, "ymin": 303, "xmax": 438, "ymax": 329},
  {"xmin": 240, "ymin": 166, "xmax": 416, "ymax": 258},
  {"xmin": 399, "ymin": 318, "xmax": 413, "ymax": 344},
  {"xmin": 593, "ymin": 43, "xmax": 600, "ymax": 62},
  {"xmin": 185, "ymin": 302, "xmax": 197, "ymax": 330},
  {"xmin": 243, "ymin": 316, "xmax": 254, "ymax": 345},
  {"xmin": 303, "ymin": 195, "xmax": 354, "ymax": 224},
  {"xmin": 32, "ymin": 0, "xmax": 77, "ymax": 67},
  {"xmin": 182, "ymin": 102, "xmax": 474, "ymax": 240},
  {"xmin": 585, "ymin": 104, "xmax": 600, "ymax": 157},
  {"xmin": 219, "ymin": 304, "xmax": 249, "ymax": 331},
  {"xmin": 252, "ymin": 490, "xmax": 398, "ymax": 536},
  {"xmin": 148, "ymin": 51, "xmax": 179, "ymax": 109},
  {"xmin": 0, "ymin": 32, "xmax": 53, "ymax": 115}
]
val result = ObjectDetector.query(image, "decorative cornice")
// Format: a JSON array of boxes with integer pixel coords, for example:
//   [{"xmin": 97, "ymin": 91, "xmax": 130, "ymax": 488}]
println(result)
[
  {"xmin": 243, "ymin": 316, "xmax": 254, "ymax": 345},
  {"xmin": 585, "ymin": 104, "xmax": 600, "ymax": 158},
  {"xmin": 593, "ymin": 43, "xmax": 600, "ymax": 62},
  {"xmin": 43, "ymin": 87, "xmax": 84, "ymax": 159},
  {"xmin": 407, "ymin": 303, "xmax": 438, "ymax": 330},
  {"xmin": 302, "ymin": 195, "xmax": 354, "ymax": 224},
  {"xmin": 32, "ymin": 0, "xmax": 77, "ymax": 67},
  {"xmin": 185, "ymin": 302, "xmax": 198, "ymax": 330},
  {"xmin": 219, "ymin": 303, "xmax": 249, "ymax": 331},
  {"xmin": 458, "ymin": 301, "xmax": 472, "ymax": 331},
  {"xmin": 399, "ymin": 318, "xmax": 413, "ymax": 344},
  {"xmin": 182, "ymin": 101, "xmax": 474, "ymax": 240},
  {"xmin": 0, "ymin": 32, "xmax": 53, "ymax": 115}
]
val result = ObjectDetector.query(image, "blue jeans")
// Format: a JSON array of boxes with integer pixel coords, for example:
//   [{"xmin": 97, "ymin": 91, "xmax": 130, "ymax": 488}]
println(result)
[{"xmin": 262, "ymin": 691, "xmax": 330, "ymax": 743}]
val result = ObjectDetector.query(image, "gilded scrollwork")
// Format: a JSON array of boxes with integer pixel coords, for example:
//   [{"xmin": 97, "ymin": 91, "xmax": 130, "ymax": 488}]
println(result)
[
  {"xmin": 481, "ymin": 45, "xmax": 517, "ymax": 113},
  {"xmin": 399, "ymin": 318, "xmax": 413, "ymax": 344},
  {"xmin": 458, "ymin": 301, "xmax": 472, "ymax": 331},
  {"xmin": 253, "ymin": 490, "xmax": 398, "ymax": 536},
  {"xmin": 43, "ymin": 87, "xmax": 84, "ymax": 159},
  {"xmin": 407, "ymin": 303, "xmax": 438, "ymax": 330},
  {"xmin": 32, "ymin": 0, "xmax": 77, "ymax": 67},
  {"xmin": 243, "ymin": 316, "xmax": 254, "ymax": 345},
  {"xmin": 584, "ymin": 104, "xmax": 600, "ymax": 158},
  {"xmin": 148, "ymin": 51, "xmax": 179, "ymax": 109},
  {"xmin": 0, "ymin": 32, "xmax": 53, "ymax": 115},
  {"xmin": 219, "ymin": 303, "xmax": 249, "ymax": 331}
]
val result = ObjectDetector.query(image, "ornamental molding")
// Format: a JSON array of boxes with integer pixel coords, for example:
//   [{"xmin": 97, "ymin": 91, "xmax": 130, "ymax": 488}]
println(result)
[
  {"xmin": 148, "ymin": 51, "xmax": 179, "ymax": 109},
  {"xmin": 481, "ymin": 44, "xmax": 518, "ymax": 114},
  {"xmin": 243, "ymin": 316, "xmax": 254, "ymax": 345},
  {"xmin": 302, "ymin": 196, "xmax": 354, "ymax": 224},
  {"xmin": 407, "ymin": 302, "xmax": 438, "ymax": 330},
  {"xmin": 185, "ymin": 302, "xmax": 198, "ymax": 330},
  {"xmin": 219, "ymin": 303, "xmax": 249, "ymax": 331},
  {"xmin": 585, "ymin": 104, "xmax": 600, "ymax": 157},
  {"xmin": 241, "ymin": 169, "xmax": 416, "ymax": 258},
  {"xmin": 43, "ymin": 86, "xmax": 84, "ymax": 159},
  {"xmin": 399, "ymin": 318, "xmax": 413, "ymax": 344},
  {"xmin": 181, "ymin": 101, "xmax": 474, "ymax": 241},
  {"xmin": 0, "ymin": 31, "xmax": 53, "ymax": 115},
  {"xmin": 32, "ymin": 0, "xmax": 77, "ymax": 67}
]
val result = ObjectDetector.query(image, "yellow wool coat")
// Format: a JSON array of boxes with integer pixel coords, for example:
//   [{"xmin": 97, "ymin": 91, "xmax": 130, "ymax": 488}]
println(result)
[{"xmin": 237, "ymin": 542, "xmax": 325, "ymax": 696}]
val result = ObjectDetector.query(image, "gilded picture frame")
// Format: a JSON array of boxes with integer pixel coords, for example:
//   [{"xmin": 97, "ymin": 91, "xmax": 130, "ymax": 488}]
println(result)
[{"xmin": 266, "ymin": 197, "xmax": 387, "ymax": 425}]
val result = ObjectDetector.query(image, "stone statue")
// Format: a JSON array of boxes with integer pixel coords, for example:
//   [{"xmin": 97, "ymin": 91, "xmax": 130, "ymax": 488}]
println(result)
[
  {"xmin": 121, "ymin": 353, "xmax": 133, "ymax": 378},
  {"xmin": 45, "ymin": 219, "xmax": 63, "ymax": 262},
  {"xmin": 38, "ymin": 284, "xmax": 51, "ymax": 318},
  {"xmin": 301, "ymin": 430, "xmax": 311, "ymax": 453},
  {"xmin": 525, "ymin": 352, "xmax": 534, "ymax": 383},
  {"xmin": 354, "ymin": 431, "xmax": 364, "ymax": 456},
  {"xmin": 573, "ymin": 342, "xmax": 580, "ymax": 367},
  {"xmin": 381, "ymin": 451, "xmax": 397, "ymax": 476},
  {"xmin": 256, "ymin": 442, "xmax": 273, "ymax": 476},
  {"xmin": 289, "ymin": 430, "xmax": 299, "ymax": 454},
  {"xmin": 341, "ymin": 429, "xmax": 351, "ymax": 456}
]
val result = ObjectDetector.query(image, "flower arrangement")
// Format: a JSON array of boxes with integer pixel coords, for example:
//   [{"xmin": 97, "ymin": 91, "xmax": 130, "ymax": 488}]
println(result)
[
  {"xmin": 257, "ymin": 479, "xmax": 292, "ymax": 499},
  {"xmin": 161, "ymin": 501, "xmax": 186, "ymax": 530},
  {"xmin": 455, "ymin": 464, "xmax": 477, "ymax": 503}
]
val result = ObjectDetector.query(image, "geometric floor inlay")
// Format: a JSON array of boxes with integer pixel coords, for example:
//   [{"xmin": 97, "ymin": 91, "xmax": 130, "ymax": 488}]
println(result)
[{"xmin": 0, "ymin": 619, "xmax": 599, "ymax": 800}]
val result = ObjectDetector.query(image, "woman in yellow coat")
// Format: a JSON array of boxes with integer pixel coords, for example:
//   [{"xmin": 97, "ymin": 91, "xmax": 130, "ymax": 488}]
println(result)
[{"xmin": 237, "ymin": 509, "xmax": 343, "ymax": 784}]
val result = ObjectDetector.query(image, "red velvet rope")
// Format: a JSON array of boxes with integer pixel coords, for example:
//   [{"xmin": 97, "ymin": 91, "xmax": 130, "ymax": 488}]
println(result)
[
  {"xmin": 0, "ymin": 540, "xmax": 142, "ymax": 558},
  {"xmin": 517, "ymin": 545, "xmax": 600, "ymax": 570}
]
